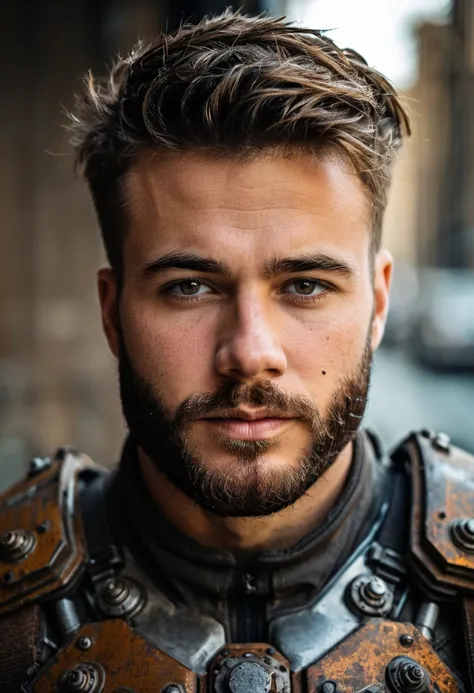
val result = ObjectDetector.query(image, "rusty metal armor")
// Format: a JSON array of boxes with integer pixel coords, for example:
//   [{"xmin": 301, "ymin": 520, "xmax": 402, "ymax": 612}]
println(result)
[{"xmin": 0, "ymin": 430, "xmax": 473, "ymax": 693}]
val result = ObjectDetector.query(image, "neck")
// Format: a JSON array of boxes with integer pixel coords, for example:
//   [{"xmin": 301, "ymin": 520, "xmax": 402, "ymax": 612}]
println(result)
[{"xmin": 138, "ymin": 442, "xmax": 354, "ymax": 555}]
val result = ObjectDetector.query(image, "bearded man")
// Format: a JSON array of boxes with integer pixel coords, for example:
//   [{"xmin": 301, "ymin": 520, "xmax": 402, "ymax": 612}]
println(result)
[{"xmin": 0, "ymin": 10, "xmax": 473, "ymax": 693}]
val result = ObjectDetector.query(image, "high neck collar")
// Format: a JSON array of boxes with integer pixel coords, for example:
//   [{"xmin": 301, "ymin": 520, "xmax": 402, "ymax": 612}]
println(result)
[{"xmin": 106, "ymin": 430, "xmax": 386, "ymax": 603}]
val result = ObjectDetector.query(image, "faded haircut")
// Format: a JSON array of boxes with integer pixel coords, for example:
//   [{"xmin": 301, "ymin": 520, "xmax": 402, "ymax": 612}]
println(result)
[{"xmin": 70, "ymin": 10, "xmax": 410, "ymax": 276}]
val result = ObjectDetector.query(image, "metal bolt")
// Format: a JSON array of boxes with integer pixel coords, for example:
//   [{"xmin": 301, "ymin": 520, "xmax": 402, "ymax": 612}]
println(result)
[
  {"xmin": 228, "ymin": 662, "xmax": 271, "ymax": 693},
  {"xmin": 432, "ymin": 432, "xmax": 450, "ymax": 453},
  {"xmin": 451, "ymin": 519, "xmax": 474, "ymax": 553},
  {"xmin": 399, "ymin": 633, "xmax": 414, "ymax": 647},
  {"xmin": 0, "ymin": 529, "xmax": 36, "ymax": 562},
  {"xmin": 386, "ymin": 656, "xmax": 431, "ymax": 693},
  {"xmin": 320, "ymin": 682, "xmax": 337, "ymax": 693},
  {"xmin": 98, "ymin": 576, "xmax": 145, "ymax": 618},
  {"xmin": 161, "ymin": 686, "xmax": 183, "ymax": 693},
  {"xmin": 420, "ymin": 429, "xmax": 433, "ymax": 439},
  {"xmin": 28, "ymin": 456, "xmax": 52, "ymax": 477},
  {"xmin": 365, "ymin": 577, "xmax": 387, "ymax": 598},
  {"xmin": 265, "ymin": 647, "xmax": 275, "ymax": 655},
  {"xmin": 348, "ymin": 574, "xmax": 393, "ymax": 617},
  {"xmin": 77, "ymin": 636, "xmax": 92, "ymax": 650},
  {"xmin": 2, "ymin": 572, "xmax": 13, "ymax": 583},
  {"xmin": 220, "ymin": 649, "xmax": 230, "ymax": 657},
  {"xmin": 60, "ymin": 663, "xmax": 103, "ymax": 692}
]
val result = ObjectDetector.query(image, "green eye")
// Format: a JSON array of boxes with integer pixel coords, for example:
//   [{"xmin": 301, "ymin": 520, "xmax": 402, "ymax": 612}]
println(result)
[
  {"xmin": 284, "ymin": 279, "xmax": 326, "ymax": 296},
  {"xmin": 169, "ymin": 280, "xmax": 211, "ymax": 296}
]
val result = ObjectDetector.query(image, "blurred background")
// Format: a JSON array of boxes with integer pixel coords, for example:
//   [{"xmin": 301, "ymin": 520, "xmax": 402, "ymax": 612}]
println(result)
[{"xmin": 1, "ymin": 0, "xmax": 473, "ymax": 488}]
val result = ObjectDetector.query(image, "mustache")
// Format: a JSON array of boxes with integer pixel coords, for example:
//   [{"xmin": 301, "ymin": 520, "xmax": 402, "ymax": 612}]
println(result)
[{"xmin": 174, "ymin": 380, "xmax": 348, "ymax": 434}]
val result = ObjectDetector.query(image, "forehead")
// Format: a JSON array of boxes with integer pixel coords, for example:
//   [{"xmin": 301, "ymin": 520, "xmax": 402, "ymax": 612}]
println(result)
[{"xmin": 123, "ymin": 150, "xmax": 372, "ymax": 267}]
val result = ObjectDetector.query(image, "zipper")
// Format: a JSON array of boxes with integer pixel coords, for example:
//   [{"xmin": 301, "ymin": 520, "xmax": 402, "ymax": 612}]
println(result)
[{"xmin": 234, "ymin": 571, "xmax": 267, "ymax": 642}]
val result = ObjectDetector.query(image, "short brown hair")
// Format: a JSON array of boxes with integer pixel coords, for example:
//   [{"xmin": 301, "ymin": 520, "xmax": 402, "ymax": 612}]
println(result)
[{"xmin": 71, "ymin": 10, "xmax": 410, "ymax": 276}]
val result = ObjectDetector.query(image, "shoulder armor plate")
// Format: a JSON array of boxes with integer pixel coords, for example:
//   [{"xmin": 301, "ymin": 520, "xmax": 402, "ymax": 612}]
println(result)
[
  {"xmin": 393, "ymin": 430, "xmax": 474, "ymax": 600},
  {"xmin": 0, "ymin": 448, "xmax": 94, "ymax": 614}
]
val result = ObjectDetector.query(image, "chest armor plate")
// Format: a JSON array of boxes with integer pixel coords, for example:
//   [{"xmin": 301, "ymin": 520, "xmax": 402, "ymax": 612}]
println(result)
[{"xmin": 30, "ymin": 618, "xmax": 460, "ymax": 693}]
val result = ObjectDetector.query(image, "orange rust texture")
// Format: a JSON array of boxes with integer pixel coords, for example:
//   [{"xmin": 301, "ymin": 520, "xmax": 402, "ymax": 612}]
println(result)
[
  {"xmin": 408, "ymin": 438, "xmax": 474, "ymax": 597},
  {"xmin": 424, "ymin": 446, "xmax": 474, "ymax": 571},
  {"xmin": 0, "ymin": 458, "xmax": 86, "ymax": 614},
  {"xmin": 306, "ymin": 620, "xmax": 461, "ymax": 693},
  {"xmin": 32, "ymin": 619, "xmax": 200, "ymax": 693}
]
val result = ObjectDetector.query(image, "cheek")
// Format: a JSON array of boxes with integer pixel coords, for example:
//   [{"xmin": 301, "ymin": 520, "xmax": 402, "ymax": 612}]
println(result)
[
  {"xmin": 285, "ymin": 299, "xmax": 371, "ymax": 384},
  {"xmin": 120, "ymin": 300, "xmax": 215, "ymax": 401}
]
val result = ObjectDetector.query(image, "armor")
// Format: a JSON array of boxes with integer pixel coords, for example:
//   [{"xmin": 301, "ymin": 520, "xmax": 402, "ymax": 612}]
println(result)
[{"xmin": 0, "ymin": 430, "xmax": 473, "ymax": 692}]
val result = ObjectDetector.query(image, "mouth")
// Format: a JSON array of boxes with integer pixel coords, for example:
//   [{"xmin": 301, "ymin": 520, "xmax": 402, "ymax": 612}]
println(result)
[{"xmin": 201, "ymin": 409, "xmax": 296, "ymax": 441}]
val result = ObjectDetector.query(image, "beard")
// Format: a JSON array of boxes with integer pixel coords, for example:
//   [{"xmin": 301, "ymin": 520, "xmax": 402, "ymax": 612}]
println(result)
[{"xmin": 118, "ymin": 336, "xmax": 372, "ymax": 518}]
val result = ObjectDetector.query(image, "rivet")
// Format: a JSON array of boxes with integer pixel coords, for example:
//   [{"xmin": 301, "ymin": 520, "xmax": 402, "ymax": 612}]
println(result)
[
  {"xmin": 220, "ymin": 648, "xmax": 230, "ymax": 657},
  {"xmin": 399, "ymin": 634, "xmax": 414, "ymax": 647},
  {"xmin": 161, "ymin": 685, "xmax": 183, "ymax": 693},
  {"xmin": 2, "ymin": 572, "xmax": 13, "ymax": 583},
  {"xmin": 320, "ymin": 681, "xmax": 338, "ymax": 693},
  {"xmin": 265, "ymin": 647, "xmax": 275, "ymax": 655},
  {"xmin": 28, "ymin": 456, "xmax": 52, "ymax": 477},
  {"xmin": 36, "ymin": 521, "xmax": 49, "ymax": 534},
  {"xmin": 432, "ymin": 432, "xmax": 450, "ymax": 453},
  {"xmin": 77, "ymin": 636, "xmax": 93, "ymax": 650}
]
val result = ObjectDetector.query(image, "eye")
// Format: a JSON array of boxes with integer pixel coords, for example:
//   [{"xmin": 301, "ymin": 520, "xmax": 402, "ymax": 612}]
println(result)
[
  {"xmin": 167, "ymin": 279, "xmax": 212, "ymax": 296},
  {"xmin": 282, "ymin": 279, "xmax": 327, "ymax": 297}
]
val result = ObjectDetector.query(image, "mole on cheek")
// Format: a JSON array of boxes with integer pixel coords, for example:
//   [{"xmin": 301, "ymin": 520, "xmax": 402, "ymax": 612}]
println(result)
[{"xmin": 322, "ymin": 370, "xmax": 326, "ymax": 375}]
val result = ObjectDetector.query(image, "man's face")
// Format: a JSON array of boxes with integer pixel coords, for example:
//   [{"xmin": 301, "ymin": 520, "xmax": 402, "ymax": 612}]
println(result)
[{"xmin": 99, "ymin": 151, "xmax": 392, "ymax": 516}]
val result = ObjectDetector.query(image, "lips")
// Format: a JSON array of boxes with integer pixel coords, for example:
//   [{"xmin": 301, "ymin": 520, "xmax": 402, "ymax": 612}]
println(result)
[{"xmin": 201, "ymin": 410, "xmax": 295, "ymax": 440}]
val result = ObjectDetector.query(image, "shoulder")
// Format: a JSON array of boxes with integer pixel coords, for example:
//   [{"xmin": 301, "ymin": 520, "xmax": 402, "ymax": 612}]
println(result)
[
  {"xmin": 0, "ymin": 448, "xmax": 101, "ymax": 615},
  {"xmin": 391, "ymin": 430, "xmax": 474, "ymax": 600}
]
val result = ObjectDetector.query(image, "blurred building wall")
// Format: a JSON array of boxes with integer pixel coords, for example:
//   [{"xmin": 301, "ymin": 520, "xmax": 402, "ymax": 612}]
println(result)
[{"xmin": 386, "ymin": 0, "xmax": 474, "ymax": 270}]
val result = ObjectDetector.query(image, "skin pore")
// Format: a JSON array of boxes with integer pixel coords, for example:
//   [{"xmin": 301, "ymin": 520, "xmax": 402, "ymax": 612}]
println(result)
[{"xmin": 98, "ymin": 150, "xmax": 392, "ymax": 554}]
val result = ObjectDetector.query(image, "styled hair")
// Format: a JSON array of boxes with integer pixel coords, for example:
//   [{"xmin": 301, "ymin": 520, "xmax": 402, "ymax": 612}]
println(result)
[{"xmin": 71, "ymin": 10, "xmax": 410, "ymax": 276}]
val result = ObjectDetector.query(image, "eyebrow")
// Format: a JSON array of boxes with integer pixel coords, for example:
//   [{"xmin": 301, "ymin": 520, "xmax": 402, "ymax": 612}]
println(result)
[
  {"xmin": 141, "ymin": 251, "xmax": 356, "ymax": 280},
  {"xmin": 141, "ymin": 252, "xmax": 232, "ymax": 278},
  {"xmin": 264, "ymin": 254, "xmax": 356, "ymax": 279}
]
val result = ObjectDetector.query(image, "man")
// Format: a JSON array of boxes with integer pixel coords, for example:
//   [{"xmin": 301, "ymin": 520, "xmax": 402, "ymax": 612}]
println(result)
[{"xmin": 0, "ymin": 10, "xmax": 473, "ymax": 693}]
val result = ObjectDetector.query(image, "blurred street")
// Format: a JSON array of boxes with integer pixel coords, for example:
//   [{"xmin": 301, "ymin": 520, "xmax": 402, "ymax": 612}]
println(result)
[{"xmin": 365, "ymin": 347, "xmax": 474, "ymax": 453}]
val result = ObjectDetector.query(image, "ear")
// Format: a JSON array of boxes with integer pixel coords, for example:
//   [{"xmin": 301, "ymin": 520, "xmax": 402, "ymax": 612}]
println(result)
[
  {"xmin": 98, "ymin": 267, "xmax": 120, "ymax": 359},
  {"xmin": 371, "ymin": 248, "xmax": 393, "ymax": 351}
]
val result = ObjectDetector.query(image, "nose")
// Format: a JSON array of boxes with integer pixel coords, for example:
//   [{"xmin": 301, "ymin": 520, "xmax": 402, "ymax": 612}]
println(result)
[{"xmin": 214, "ymin": 293, "xmax": 287, "ymax": 382}]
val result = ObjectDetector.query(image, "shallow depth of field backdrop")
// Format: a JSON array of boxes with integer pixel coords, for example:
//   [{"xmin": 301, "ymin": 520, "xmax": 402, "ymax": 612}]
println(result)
[{"xmin": 0, "ymin": 0, "xmax": 473, "ymax": 488}]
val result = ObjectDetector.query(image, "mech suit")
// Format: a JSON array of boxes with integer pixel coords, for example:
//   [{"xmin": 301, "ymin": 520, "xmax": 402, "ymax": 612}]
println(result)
[{"xmin": 0, "ymin": 428, "xmax": 473, "ymax": 692}]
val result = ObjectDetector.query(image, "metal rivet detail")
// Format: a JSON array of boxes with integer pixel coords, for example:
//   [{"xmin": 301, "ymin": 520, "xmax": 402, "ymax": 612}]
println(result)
[
  {"xmin": 451, "ymin": 519, "xmax": 474, "ymax": 553},
  {"xmin": 319, "ymin": 682, "xmax": 338, "ymax": 693},
  {"xmin": 0, "ymin": 529, "xmax": 36, "ymax": 562},
  {"xmin": 77, "ymin": 636, "xmax": 93, "ymax": 651},
  {"xmin": 60, "ymin": 663, "xmax": 104, "ymax": 692},
  {"xmin": 97, "ymin": 576, "xmax": 145, "ymax": 618},
  {"xmin": 399, "ymin": 633, "xmax": 414, "ymax": 647},
  {"xmin": 228, "ymin": 662, "xmax": 271, "ymax": 693},
  {"xmin": 432, "ymin": 432, "xmax": 451, "ymax": 453},
  {"xmin": 347, "ymin": 574, "xmax": 393, "ymax": 617},
  {"xmin": 386, "ymin": 656, "xmax": 431, "ymax": 692},
  {"xmin": 161, "ymin": 686, "xmax": 183, "ymax": 693},
  {"xmin": 28, "ymin": 456, "xmax": 52, "ymax": 477}
]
